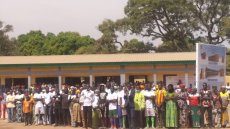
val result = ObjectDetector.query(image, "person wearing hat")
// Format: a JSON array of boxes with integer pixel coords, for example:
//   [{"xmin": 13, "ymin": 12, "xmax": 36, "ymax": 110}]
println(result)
[
  {"xmin": 200, "ymin": 83, "xmax": 213, "ymax": 128},
  {"xmin": 69, "ymin": 87, "xmax": 81, "ymax": 127},
  {"xmin": 134, "ymin": 84, "xmax": 145, "ymax": 129},
  {"xmin": 220, "ymin": 86, "xmax": 229, "ymax": 127}
]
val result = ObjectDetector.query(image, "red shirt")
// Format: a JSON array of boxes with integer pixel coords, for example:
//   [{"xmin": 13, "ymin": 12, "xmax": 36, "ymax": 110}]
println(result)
[{"xmin": 189, "ymin": 93, "xmax": 200, "ymax": 106}]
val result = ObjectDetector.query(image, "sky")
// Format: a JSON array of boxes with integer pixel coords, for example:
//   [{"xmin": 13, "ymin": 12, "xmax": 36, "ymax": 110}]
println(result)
[{"xmin": 0, "ymin": 0, "xmax": 128, "ymax": 39}]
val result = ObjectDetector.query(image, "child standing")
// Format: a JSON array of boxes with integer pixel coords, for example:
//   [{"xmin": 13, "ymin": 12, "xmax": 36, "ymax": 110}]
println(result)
[{"xmin": 23, "ymin": 96, "xmax": 33, "ymax": 126}]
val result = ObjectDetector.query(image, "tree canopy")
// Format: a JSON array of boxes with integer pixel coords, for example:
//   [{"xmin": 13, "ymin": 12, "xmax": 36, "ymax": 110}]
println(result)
[
  {"xmin": 0, "ymin": 21, "xmax": 17, "ymax": 56},
  {"xmin": 17, "ymin": 31, "xmax": 95, "ymax": 55}
]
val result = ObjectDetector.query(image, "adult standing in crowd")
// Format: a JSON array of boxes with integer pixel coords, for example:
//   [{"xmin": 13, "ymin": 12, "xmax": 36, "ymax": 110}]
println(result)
[
  {"xmin": 81, "ymin": 85, "xmax": 94, "ymax": 129},
  {"xmin": 15, "ymin": 90, "xmax": 24, "ymax": 122},
  {"xmin": 61, "ymin": 88, "xmax": 70, "ymax": 126},
  {"xmin": 200, "ymin": 83, "xmax": 213, "ymax": 128},
  {"xmin": 177, "ymin": 84, "xmax": 189, "ymax": 128},
  {"xmin": 134, "ymin": 84, "xmax": 145, "ymax": 129},
  {"xmin": 155, "ymin": 83, "xmax": 166, "ymax": 128},
  {"xmin": 0, "ymin": 90, "xmax": 7, "ymax": 120},
  {"xmin": 127, "ymin": 84, "xmax": 135, "ymax": 129},
  {"xmin": 212, "ymin": 88, "xmax": 222, "ymax": 127},
  {"xmin": 220, "ymin": 86, "xmax": 229, "ymax": 127},
  {"xmin": 165, "ymin": 84, "xmax": 178, "ymax": 128},
  {"xmin": 188, "ymin": 88, "xmax": 201, "ymax": 127},
  {"xmin": 6, "ymin": 91, "xmax": 15, "ymax": 123},
  {"xmin": 53, "ymin": 89, "xmax": 61, "ymax": 126},
  {"xmin": 42, "ymin": 88, "xmax": 52, "ymax": 125},
  {"xmin": 117, "ymin": 85, "xmax": 125, "ymax": 128},
  {"xmin": 99, "ymin": 84, "xmax": 107, "ymax": 127}
]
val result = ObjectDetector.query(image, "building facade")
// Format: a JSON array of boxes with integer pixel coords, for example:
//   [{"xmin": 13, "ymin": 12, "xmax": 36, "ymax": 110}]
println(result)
[{"xmin": 0, "ymin": 52, "xmax": 196, "ymax": 90}]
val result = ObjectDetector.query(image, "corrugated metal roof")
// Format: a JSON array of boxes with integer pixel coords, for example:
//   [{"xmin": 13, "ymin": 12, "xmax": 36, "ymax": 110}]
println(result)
[{"xmin": 0, "ymin": 52, "xmax": 196, "ymax": 65}]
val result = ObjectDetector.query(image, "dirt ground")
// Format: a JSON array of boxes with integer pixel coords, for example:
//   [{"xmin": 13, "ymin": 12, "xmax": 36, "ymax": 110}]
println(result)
[
  {"xmin": 1, "ymin": 119, "xmax": 230, "ymax": 129},
  {"xmin": 0, "ymin": 119, "xmax": 85, "ymax": 129}
]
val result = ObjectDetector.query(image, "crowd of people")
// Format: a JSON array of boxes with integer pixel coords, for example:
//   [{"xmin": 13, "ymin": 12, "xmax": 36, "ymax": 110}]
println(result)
[{"xmin": 0, "ymin": 81, "xmax": 230, "ymax": 129}]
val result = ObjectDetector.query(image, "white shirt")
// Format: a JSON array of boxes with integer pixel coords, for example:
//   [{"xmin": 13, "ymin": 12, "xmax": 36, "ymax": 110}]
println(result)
[
  {"xmin": 15, "ymin": 94, "xmax": 24, "ymax": 103},
  {"xmin": 105, "ymin": 88, "xmax": 111, "ymax": 94},
  {"xmin": 81, "ymin": 89, "xmax": 94, "ymax": 106},
  {"xmin": 1, "ymin": 93, "xmax": 7, "ymax": 104},
  {"xmin": 79, "ymin": 95, "xmax": 84, "ymax": 110},
  {"xmin": 42, "ymin": 92, "xmax": 52, "ymax": 105},
  {"xmin": 226, "ymin": 85, "xmax": 230, "ymax": 94},
  {"xmin": 92, "ymin": 96, "xmax": 99, "ymax": 108},
  {"xmin": 34, "ymin": 93, "xmax": 43, "ymax": 108},
  {"xmin": 68, "ymin": 94, "xmax": 76, "ymax": 100},
  {"xmin": 49, "ymin": 91, "xmax": 56, "ymax": 98},
  {"xmin": 107, "ymin": 92, "xmax": 118, "ymax": 110},
  {"xmin": 117, "ymin": 90, "xmax": 125, "ymax": 106},
  {"xmin": 144, "ymin": 90, "xmax": 155, "ymax": 109}
]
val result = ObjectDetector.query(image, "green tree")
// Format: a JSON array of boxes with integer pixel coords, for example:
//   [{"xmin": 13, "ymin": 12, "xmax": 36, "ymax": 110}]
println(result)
[
  {"xmin": 121, "ymin": 39, "xmax": 154, "ymax": 53},
  {"xmin": 118, "ymin": 0, "xmax": 230, "ymax": 52},
  {"xmin": 75, "ymin": 45, "xmax": 98, "ymax": 54},
  {"xmin": 17, "ymin": 31, "xmax": 96, "ymax": 55},
  {"xmin": 17, "ymin": 30, "xmax": 46, "ymax": 55},
  {"xmin": 123, "ymin": 0, "xmax": 196, "ymax": 52},
  {"xmin": 97, "ymin": 19, "xmax": 119, "ymax": 53},
  {"xmin": 189, "ymin": 0, "xmax": 230, "ymax": 44},
  {"xmin": 0, "ymin": 21, "xmax": 17, "ymax": 56}
]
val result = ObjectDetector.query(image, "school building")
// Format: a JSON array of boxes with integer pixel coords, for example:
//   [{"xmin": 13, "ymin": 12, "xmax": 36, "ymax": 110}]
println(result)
[{"xmin": 0, "ymin": 52, "xmax": 196, "ymax": 90}]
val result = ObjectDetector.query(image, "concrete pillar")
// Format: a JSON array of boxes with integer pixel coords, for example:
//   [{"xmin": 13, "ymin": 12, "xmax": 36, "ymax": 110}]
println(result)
[
  {"xmin": 0, "ymin": 77, "xmax": 5, "ymax": 86},
  {"xmin": 31, "ymin": 77, "xmax": 36, "ymax": 85},
  {"xmin": 89, "ymin": 75, "xmax": 93, "ymax": 86},
  {"xmin": 62, "ymin": 77, "xmax": 65, "ymax": 84},
  {"xmin": 154, "ymin": 73, "xmax": 157, "ymax": 84},
  {"xmin": 185, "ymin": 73, "xmax": 189, "ymax": 87},
  {"xmin": 120, "ymin": 65, "xmax": 125, "ymax": 85},
  {"xmin": 184, "ymin": 64, "xmax": 189, "ymax": 87},
  {"xmin": 58, "ymin": 75, "xmax": 62, "ymax": 90},
  {"xmin": 28, "ymin": 75, "xmax": 31, "ymax": 89}
]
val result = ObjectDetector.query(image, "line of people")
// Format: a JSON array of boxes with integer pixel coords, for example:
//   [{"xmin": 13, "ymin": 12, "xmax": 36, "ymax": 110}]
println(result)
[{"xmin": 1, "ymin": 82, "xmax": 230, "ymax": 129}]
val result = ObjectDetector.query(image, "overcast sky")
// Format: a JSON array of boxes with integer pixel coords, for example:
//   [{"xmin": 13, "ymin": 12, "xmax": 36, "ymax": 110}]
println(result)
[{"xmin": 0, "ymin": 0, "xmax": 128, "ymax": 38}]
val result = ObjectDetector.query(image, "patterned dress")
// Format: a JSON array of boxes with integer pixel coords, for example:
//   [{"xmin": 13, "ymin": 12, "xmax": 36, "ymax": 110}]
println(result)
[
  {"xmin": 212, "ymin": 93, "xmax": 221, "ymax": 127},
  {"xmin": 165, "ymin": 92, "xmax": 178, "ymax": 128},
  {"xmin": 177, "ymin": 91, "xmax": 188, "ymax": 127},
  {"xmin": 155, "ymin": 89, "xmax": 166, "ymax": 128}
]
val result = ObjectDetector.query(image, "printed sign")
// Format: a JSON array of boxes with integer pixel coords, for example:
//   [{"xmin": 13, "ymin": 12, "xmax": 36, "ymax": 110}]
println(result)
[{"xmin": 196, "ymin": 43, "xmax": 226, "ymax": 90}]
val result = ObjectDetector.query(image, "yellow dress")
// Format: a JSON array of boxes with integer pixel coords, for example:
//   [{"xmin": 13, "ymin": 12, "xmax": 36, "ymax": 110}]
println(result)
[{"xmin": 220, "ymin": 92, "xmax": 229, "ymax": 126}]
